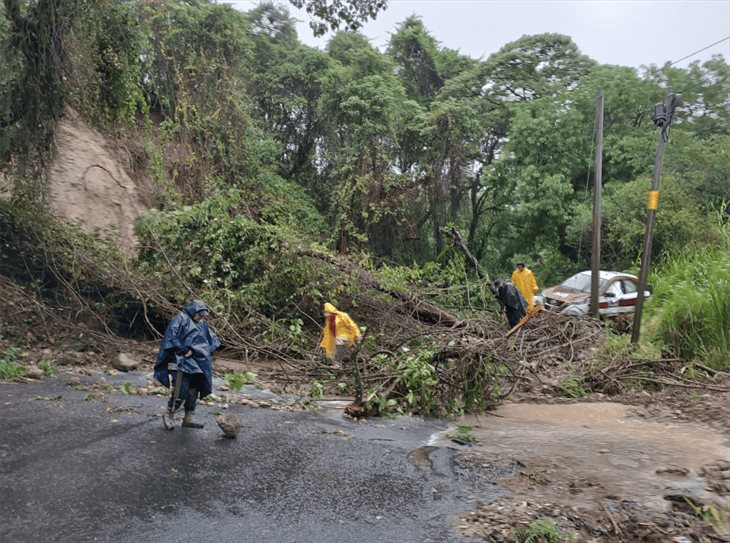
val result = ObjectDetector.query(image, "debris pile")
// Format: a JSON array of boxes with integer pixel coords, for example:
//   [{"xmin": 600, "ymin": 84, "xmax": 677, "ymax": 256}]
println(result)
[
  {"xmin": 457, "ymin": 453, "xmax": 730, "ymax": 543},
  {"xmin": 3, "ymin": 248, "xmax": 727, "ymax": 416}
]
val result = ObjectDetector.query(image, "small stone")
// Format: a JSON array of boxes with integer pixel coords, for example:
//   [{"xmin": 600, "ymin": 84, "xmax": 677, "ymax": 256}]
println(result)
[
  {"xmin": 67, "ymin": 377, "xmax": 81, "ymax": 386},
  {"xmin": 216, "ymin": 413, "xmax": 241, "ymax": 439},
  {"xmin": 25, "ymin": 366, "xmax": 44, "ymax": 379},
  {"xmin": 656, "ymin": 466, "xmax": 690, "ymax": 476},
  {"xmin": 112, "ymin": 353, "xmax": 139, "ymax": 372}
]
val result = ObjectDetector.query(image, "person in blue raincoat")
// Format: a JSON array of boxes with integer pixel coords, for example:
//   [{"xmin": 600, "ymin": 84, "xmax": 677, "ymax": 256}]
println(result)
[{"xmin": 153, "ymin": 300, "xmax": 221, "ymax": 430}]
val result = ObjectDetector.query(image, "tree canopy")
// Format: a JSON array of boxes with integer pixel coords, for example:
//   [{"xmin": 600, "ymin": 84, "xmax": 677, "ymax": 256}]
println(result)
[{"xmin": 1, "ymin": 0, "xmax": 728, "ymax": 285}]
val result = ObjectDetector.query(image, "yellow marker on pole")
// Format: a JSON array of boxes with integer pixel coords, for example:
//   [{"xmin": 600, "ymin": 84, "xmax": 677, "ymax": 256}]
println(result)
[{"xmin": 648, "ymin": 190, "xmax": 659, "ymax": 210}]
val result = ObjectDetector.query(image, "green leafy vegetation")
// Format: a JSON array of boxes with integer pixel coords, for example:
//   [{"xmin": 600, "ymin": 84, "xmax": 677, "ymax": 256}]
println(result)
[
  {"xmin": 364, "ymin": 389, "xmax": 398, "ymax": 415},
  {"xmin": 647, "ymin": 219, "xmax": 730, "ymax": 369},
  {"xmin": 37, "ymin": 360, "xmax": 57, "ymax": 378},
  {"xmin": 684, "ymin": 498, "xmax": 727, "ymax": 535},
  {"xmin": 118, "ymin": 382, "xmax": 136, "ymax": 395},
  {"xmin": 310, "ymin": 380, "xmax": 325, "ymax": 399},
  {"xmin": 514, "ymin": 517, "xmax": 571, "ymax": 543},
  {"xmin": 0, "ymin": 0, "xmax": 728, "ymax": 415},
  {"xmin": 398, "ymin": 353, "xmax": 438, "ymax": 413},
  {"xmin": 225, "ymin": 371, "xmax": 258, "ymax": 392},
  {"xmin": 447, "ymin": 424, "xmax": 476, "ymax": 444},
  {"xmin": 0, "ymin": 347, "xmax": 26, "ymax": 379},
  {"xmin": 558, "ymin": 375, "xmax": 586, "ymax": 399}
]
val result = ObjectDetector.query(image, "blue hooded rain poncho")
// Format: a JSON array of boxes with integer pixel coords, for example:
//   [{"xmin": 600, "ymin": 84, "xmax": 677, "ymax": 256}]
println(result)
[{"xmin": 153, "ymin": 300, "xmax": 221, "ymax": 399}]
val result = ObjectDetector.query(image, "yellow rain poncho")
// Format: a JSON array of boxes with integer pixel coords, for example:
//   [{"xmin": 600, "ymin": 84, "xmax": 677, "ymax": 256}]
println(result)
[
  {"xmin": 320, "ymin": 303, "xmax": 361, "ymax": 359},
  {"xmin": 511, "ymin": 266, "xmax": 539, "ymax": 310}
]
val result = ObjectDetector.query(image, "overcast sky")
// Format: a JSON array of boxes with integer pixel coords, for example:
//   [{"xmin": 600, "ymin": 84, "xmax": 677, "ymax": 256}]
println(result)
[{"xmin": 223, "ymin": 0, "xmax": 730, "ymax": 69}]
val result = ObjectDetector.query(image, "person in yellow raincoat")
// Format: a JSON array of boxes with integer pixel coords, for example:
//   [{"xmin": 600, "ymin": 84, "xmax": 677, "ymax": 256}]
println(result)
[
  {"xmin": 320, "ymin": 303, "xmax": 362, "ymax": 369},
  {"xmin": 511, "ymin": 262, "xmax": 539, "ymax": 311}
]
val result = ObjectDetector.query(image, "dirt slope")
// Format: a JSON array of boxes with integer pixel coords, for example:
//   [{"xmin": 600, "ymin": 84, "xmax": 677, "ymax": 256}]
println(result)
[{"xmin": 46, "ymin": 109, "xmax": 149, "ymax": 253}]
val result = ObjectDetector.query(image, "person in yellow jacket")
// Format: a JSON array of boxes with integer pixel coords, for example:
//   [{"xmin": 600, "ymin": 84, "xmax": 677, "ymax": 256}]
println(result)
[
  {"xmin": 320, "ymin": 302, "xmax": 362, "ymax": 369},
  {"xmin": 511, "ymin": 262, "xmax": 539, "ymax": 311}
]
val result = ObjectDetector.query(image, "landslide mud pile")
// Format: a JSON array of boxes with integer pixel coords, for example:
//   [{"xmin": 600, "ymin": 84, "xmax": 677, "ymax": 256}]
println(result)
[{"xmin": 46, "ymin": 109, "xmax": 151, "ymax": 253}]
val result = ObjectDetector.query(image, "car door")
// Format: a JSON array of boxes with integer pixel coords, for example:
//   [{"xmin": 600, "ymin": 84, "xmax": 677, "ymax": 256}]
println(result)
[
  {"xmin": 599, "ymin": 279, "xmax": 624, "ymax": 315},
  {"xmin": 615, "ymin": 279, "xmax": 640, "ymax": 313}
]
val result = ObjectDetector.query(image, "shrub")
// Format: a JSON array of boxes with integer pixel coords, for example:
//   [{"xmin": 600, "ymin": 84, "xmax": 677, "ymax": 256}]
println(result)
[
  {"xmin": 514, "ymin": 517, "xmax": 567, "ymax": 543},
  {"xmin": 0, "ymin": 348, "xmax": 27, "ymax": 379},
  {"xmin": 558, "ymin": 375, "xmax": 586, "ymax": 398},
  {"xmin": 38, "ymin": 360, "xmax": 57, "ymax": 378},
  {"xmin": 647, "ymin": 221, "xmax": 730, "ymax": 368},
  {"xmin": 135, "ymin": 193, "xmax": 332, "ymax": 316}
]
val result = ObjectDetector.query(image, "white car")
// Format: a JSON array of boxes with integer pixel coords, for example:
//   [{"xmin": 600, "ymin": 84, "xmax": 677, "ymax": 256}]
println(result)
[{"xmin": 541, "ymin": 270, "xmax": 650, "ymax": 316}]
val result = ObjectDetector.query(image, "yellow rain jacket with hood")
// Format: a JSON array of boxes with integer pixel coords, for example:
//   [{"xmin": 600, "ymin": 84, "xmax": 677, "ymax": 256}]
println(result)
[
  {"xmin": 320, "ymin": 303, "xmax": 361, "ymax": 358},
  {"xmin": 511, "ymin": 266, "xmax": 539, "ymax": 310}
]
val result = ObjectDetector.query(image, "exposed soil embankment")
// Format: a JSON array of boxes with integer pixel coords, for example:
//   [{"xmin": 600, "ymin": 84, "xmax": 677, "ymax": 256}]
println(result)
[{"xmin": 47, "ymin": 109, "xmax": 149, "ymax": 253}]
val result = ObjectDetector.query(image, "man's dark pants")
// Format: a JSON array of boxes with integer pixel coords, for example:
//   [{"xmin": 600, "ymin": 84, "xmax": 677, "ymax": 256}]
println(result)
[
  {"xmin": 168, "ymin": 372, "xmax": 205, "ymax": 412},
  {"xmin": 505, "ymin": 306, "xmax": 526, "ymax": 328}
]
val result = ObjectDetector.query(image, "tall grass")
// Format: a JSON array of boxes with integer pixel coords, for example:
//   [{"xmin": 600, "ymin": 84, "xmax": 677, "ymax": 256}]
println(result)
[{"xmin": 647, "ymin": 216, "xmax": 730, "ymax": 368}]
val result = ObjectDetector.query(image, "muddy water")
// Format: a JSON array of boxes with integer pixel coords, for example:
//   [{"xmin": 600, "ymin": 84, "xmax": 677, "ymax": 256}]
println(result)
[{"xmin": 450, "ymin": 402, "xmax": 730, "ymax": 510}]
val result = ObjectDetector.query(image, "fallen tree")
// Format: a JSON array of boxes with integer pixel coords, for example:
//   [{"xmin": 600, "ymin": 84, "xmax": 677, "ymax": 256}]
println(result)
[{"xmin": 4, "ymin": 196, "xmax": 726, "ymax": 418}]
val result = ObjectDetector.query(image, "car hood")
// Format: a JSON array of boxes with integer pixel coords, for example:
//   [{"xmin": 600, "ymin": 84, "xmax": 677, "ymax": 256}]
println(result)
[{"xmin": 542, "ymin": 285, "xmax": 589, "ymax": 305}]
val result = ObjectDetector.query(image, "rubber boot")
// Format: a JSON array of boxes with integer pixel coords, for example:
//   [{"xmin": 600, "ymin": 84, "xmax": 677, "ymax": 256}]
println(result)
[
  {"xmin": 162, "ymin": 410, "xmax": 176, "ymax": 430},
  {"xmin": 182, "ymin": 411, "xmax": 204, "ymax": 429}
]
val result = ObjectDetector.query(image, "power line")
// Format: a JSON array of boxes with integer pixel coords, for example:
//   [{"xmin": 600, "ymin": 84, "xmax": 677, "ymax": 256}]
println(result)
[{"xmin": 668, "ymin": 36, "xmax": 730, "ymax": 66}]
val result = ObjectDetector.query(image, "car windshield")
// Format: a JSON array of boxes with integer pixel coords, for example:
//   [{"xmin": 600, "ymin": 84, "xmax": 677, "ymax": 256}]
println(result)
[{"xmin": 560, "ymin": 273, "xmax": 607, "ymax": 293}]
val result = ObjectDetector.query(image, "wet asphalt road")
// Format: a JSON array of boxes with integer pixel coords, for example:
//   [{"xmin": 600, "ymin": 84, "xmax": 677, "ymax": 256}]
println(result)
[{"xmin": 0, "ymin": 374, "xmax": 501, "ymax": 543}]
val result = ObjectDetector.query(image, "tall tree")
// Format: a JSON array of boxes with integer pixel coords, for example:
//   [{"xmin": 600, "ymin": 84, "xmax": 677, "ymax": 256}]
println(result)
[
  {"xmin": 289, "ymin": 0, "xmax": 387, "ymax": 37},
  {"xmin": 483, "ymin": 33, "xmax": 594, "ymax": 102},
  {"xmin": 387, "ymin": 16, "xmax": 443, "ymax": 104},
  {"xmin": 644, "ymin": 56, "xmax": 730, "ymax": 139},
  {"xmin": 248, "ymin": 3, "xmax": 332, "ymax": 182},
  {"xmin": 1, "ymin": 0, "xmax": 74, "ymax": 168},
  {"xmin": 319, "ymin": 32, "xmax": 410, "ymax": 255}
]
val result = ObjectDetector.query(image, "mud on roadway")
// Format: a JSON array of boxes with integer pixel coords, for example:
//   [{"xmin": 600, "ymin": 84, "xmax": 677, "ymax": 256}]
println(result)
[{"xmin": 452, "ymin": 402, "xmax": 730, "ymax": 542}]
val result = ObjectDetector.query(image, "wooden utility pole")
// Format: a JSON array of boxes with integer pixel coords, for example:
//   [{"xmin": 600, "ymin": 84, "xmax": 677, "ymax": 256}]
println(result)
[
  {"xmin": 590, "ymin": 89, "xmax": 604, "ymax": 317},
  {"xmin": 631, "ymin": 93, "xmax": 681, "ymax": 344}
]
